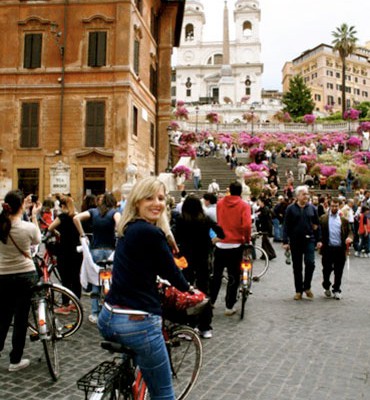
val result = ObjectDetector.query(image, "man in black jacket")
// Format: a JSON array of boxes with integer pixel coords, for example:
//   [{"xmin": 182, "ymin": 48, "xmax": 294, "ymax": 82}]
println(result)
[
  {"xmin": 319, "ymin": 198, "xmax": 353, "ymax": 300},
  {"xmin": 283, "ymin": 186, "xmax": 322, "ymax": 300}
]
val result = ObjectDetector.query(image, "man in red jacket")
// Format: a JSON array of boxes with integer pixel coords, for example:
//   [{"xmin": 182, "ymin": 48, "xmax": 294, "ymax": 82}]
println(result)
[{"xmin": 210, "ymin": 181, "xmax": 252, "ymax": 315}]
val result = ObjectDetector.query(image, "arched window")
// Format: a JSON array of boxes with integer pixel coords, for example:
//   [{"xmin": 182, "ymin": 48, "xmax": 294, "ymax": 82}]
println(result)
[
  {"xmin": 242, "ymin": 21, "xmax": 252, "ymax": 36},
  {"xmin": 185, "ymin": 24, "xmax": 194, "ymax": 41},
  {"xmin": 207, "ymin": 54, "xmax": 223, "ymax": 65}
]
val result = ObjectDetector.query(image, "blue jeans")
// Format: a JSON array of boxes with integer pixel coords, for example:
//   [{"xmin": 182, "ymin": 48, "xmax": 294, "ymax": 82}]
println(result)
[
  {"xmin": 98, "ymin": 306, "xmax": 175, "ymax": 400},
  {"xmin": 272, "ymin": 218, "xmax": 282, "ymax": 241},
  {"xmin": 91, "ymin": 249, "xmax": 114, "ymax": 316},
  {"xmin": 193, "ymin": 176, "xmax": 200, "ymax": 189}
]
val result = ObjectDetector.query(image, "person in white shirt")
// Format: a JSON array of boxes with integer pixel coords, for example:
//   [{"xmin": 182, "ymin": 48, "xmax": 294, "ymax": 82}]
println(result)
[{"xmin": 207, "ymin": 179, "xmax": 220, "ymax": 195}]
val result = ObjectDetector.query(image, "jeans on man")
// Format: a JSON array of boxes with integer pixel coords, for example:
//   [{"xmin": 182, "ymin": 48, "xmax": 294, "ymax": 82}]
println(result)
[
  {"xmin": 290, "ymin": 240, "xmax": 316, "ymax": 293},
  {"xmin": 272, "ymin": 218, "xmax": 282, "ymax": 242},
  {"xmin": 321, "ymin": 246, "xmax": 346, "ymax": 293},
  {"xmin": 98, "ymin": 306, "xmax": 175, "ymax": 399}
]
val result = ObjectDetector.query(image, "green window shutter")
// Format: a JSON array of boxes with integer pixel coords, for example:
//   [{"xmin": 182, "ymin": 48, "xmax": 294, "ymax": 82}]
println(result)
[
  {"xmin": 31, "ymin": 34, "xmax": 42, "ymax": 68},
  {"xmin": 88, "ymin": 32, "xmax": 97, "ymax": 67},
  {"xmin": 21, "ymin": 103, "xmax": 39, "ymax": 148},
  {"xmin": 86, "ymin": 101, "xmax": 105, "ymax": 147},
  {"xmin": 96, "ymin": 32, "xmax": 107, "ymax": 67},
  {"xmin": 134, "ymin": 40, "xmax": 140, "ymax": 75},
  {"xmin": 24, "ymin": 34, "xmax": 33, "ymax": 68}
]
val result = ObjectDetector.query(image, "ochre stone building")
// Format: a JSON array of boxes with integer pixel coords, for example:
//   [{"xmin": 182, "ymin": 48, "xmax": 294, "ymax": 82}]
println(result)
[{"xmin": 0, "ymin": 0, "xmax": 184, "ymax": 204}]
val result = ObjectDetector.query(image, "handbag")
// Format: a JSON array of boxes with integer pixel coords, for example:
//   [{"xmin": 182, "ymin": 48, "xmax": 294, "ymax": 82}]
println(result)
[{"xmin": 8, "ymin": 233, "xmax": 32, "ymax": 259}]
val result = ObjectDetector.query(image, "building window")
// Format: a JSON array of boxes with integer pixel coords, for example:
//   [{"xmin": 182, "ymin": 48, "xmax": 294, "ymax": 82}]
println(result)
[
  {"xmin": 185, "ymin": 24, "xmax": 194, "ymax": 41},
  {"xmin": 186, "ymin": 89, "xmax": 191, "ymax": 97},
  {"xmin": 150, "ymin": 65, "xmax": 157, "ymax": 96},
  {"xmin": 133, "ymin": 105, "xmax": 138, "ymax": 136},
  {"xmin": 18, "ymin": 168, "xmax": 39, "ymax": 196},
  {"xmin": 86, "ymin": 101, "xmax": 105, "ymax": 147},
  {"xmin": 88, "ymin": 32, "xmax": 107, "ymax": 67},
  {"xmin": 24, "ymin": 33, "xmax": 42, "ymax": 69},
  {"xmin": 171, "ymin": 86, "xmax": 176, "ymax": 97},
  {"xmin": 150, "ymin": 8, "xmax": 159, "ymax": 42},
  {"xmin": 171, "ymin": 69, "xmax": 176, "ymax": 82},
  {"xmin": 134, "ymin": 39, "xmax": 140, "ymax": 75},
  {"xmin": 245, "ymin": 87, "xmax": 251, "ymax": 96},
  {"xmin": 327, "ymin": 95, "xmax": 334, "ymax": 105},
  {"xmin": 207, "ymin": 54, "xmax": 223, "ymax": 65},
  {"xmin": 150, "ymin": 122, "xmax": 155, "ymax": 148},
  {"xmin": 242, "ymin": 21, "xmax": 252, "ymax": 36},
  {"xmin": 336, "ymin": 72, "xmax": 340, "ymax": 78},
  {"xmin": 21, "ymin": 102, "xmax": 39, "ymax": 148},
  {"xmin": 314, "ymin": 94, "xmax": 321, "ymax": 101}
]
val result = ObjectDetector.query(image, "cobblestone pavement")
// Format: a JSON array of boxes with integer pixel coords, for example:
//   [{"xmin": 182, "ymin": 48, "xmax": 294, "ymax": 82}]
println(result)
[{"xmin": 1, "ymin": 243, "xmax": 370, "ymax": 400}]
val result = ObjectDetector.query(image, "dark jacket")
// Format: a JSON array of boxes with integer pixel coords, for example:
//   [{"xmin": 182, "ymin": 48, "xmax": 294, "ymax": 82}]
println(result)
[
  {"xmin": 319, "ymin": 213, "xmax": 353, "ymax": 253},
  {"xmin": 283, "ymin": 202, "xmax": 321, "ymax": 244}
]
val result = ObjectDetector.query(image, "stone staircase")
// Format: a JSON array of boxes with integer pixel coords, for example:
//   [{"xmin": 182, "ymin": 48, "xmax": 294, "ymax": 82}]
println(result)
[
  {"xmin": 169, "ymin": 155, "xmax": 343, "ymax": 202},
  {"xmin": 169, "ymin": 156, "xmax": 237, "ymax": 200}
]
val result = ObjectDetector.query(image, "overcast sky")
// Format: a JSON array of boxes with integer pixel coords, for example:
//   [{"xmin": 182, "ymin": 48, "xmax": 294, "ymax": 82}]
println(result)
[{"xmin": 200, "ymin": 0, "xmax": 370, "ymax": 90}]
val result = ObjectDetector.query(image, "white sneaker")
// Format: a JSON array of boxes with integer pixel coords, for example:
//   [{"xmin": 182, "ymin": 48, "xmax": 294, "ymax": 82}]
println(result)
[
  {"xmin": 88, "ymin": 314, "xmax": 98, "ymax": 324},
  {"xmin": 354, "ymin": 251, "xmax": 360, "ymax": 257},
  {"xmin": 324, "ymin": 289, "xmax": 332, "ymax": 298},
  {"xmin": 9, "ymin": 359, "xmax": 30, "ymax": 372},
  {"xmin": 333, "ymin": 292, "xmax": 342, "ymax": 300},
  {"xmin": 224, "ymin": 307, "xmax": 237, "ymax": 316},
  {"xmin": 199, "ymin": 330, "xmax": 213, "ymax": 339}
]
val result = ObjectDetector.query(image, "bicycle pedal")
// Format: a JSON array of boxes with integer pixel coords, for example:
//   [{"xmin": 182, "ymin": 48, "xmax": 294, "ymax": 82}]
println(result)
[{"xmin": 29, "ymin": 333, "xmax": 40, "ymax": 342}]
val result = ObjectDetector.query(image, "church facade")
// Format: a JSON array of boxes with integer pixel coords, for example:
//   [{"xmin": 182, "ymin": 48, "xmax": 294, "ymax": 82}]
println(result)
[{"xmin": 174, "ymin": 0, "xmax": 263, "ymax": 108}]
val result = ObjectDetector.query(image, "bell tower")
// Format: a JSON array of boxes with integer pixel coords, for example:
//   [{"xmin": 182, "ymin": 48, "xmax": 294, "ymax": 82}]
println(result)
[{"xmin": 180, "ymin": 0, "xmax": 205, "ymax": 45}]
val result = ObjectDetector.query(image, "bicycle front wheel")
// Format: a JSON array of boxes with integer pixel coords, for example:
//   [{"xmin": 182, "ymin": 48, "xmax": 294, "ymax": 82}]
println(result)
[
  {"xmin": 42, "ymin": 302, "xmax": 60, "ymax": 381},
  {"xmin": 29, "ymin": 284, "xmax": 83, "ymax": 338},
  {"xmin": 251, "ymin": 245, "xmax": 269, "ymax": 281},
  {"xmin": 168, "ymin": 326, "xmax": 202, "ymax": 400}
]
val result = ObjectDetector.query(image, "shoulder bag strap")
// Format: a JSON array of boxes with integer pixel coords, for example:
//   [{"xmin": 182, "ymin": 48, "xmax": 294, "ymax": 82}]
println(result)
[{"xmin": 8, "ymin": 232, "xmax": 32, "ymax": 259}]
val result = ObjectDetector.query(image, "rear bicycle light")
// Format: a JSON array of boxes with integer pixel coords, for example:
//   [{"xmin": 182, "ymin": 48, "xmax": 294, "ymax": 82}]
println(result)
[{"xmin": 241, "ymin": 261, "xmax": 252, "ymax": 271}]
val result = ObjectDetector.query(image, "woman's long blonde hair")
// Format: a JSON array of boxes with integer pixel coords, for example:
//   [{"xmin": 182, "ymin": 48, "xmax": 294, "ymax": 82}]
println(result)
[{"xmin": 117, "ymin": 177, "xmax": 171, "ymax": 237}]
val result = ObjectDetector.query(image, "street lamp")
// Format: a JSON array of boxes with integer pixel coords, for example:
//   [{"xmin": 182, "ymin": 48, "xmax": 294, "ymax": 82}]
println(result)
[
  {"xmin": 195, "ymin": 106, "xmax": 199, "ymax": 133},
  {"xmin": 166, "ymin": 126, "xmax": 173, "ymax": 172},
  {"xmin": 250, "ymin": 106, "xmax": 255, "ymax": 136}
]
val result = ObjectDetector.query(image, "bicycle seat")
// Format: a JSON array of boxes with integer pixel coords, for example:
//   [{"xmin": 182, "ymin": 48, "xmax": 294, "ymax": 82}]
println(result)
[
  {"xmin": 101, "ymin": 341, "xmax": 136, "ymax": 357},
  {"xmin": 97, "ymin": 260, "xmax": 113, "ymax": 268}
]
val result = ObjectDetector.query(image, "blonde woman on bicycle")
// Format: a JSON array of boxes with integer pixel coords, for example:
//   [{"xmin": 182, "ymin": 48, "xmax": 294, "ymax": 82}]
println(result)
[{"xmin": 98, "ymin": 177, "xmax": 190, "ymax": 400}]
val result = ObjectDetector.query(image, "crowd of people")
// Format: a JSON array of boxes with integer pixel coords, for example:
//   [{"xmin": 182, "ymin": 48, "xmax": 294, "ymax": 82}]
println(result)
[{"xmin": 1, "ymin": 167, "xmax": 370, "ymax": 397}]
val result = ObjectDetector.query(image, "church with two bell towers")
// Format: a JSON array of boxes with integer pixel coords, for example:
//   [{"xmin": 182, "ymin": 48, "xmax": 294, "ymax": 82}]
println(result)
[{"xmin": 175, "ymin": 0, "xmax": 263, "ymax": 108}]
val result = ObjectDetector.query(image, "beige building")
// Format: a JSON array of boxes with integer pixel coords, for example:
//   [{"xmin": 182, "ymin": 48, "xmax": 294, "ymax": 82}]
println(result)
[
  {"xmin": 0, "ymin": 0, "xmax": 185, "ymax": 203},
  {"xmin": 282, "ymin": 42, "xmax": 370, "ymax": 113}
]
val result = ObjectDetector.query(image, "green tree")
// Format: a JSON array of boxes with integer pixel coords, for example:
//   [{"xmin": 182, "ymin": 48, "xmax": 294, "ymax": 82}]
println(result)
[
  {"xmin": 282, "ymin": 75, "xmax": 315, "ymax": 119},
  {"xmin": 332, "ymin": 23, "xmax": 358, "ymax": 116}
]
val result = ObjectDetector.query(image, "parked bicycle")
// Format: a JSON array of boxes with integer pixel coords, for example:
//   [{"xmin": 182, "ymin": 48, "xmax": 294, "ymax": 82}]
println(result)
[
  {"xmin": 249, "ymin": 231, "xmax": 270, "ymax": 281},
  {"xmin": 28, "ymin": 243, "xmax": 84, "ymax": 340},
  {"xmin": 28, "ymin": 241, "xmax": 83, "ymax": 380},
  {"xmin": 77, "ymin": 280, "xmax": 204, "ymax": 400},
  {"xmin": 239, "ymin": 244, "xmax": 254, "ymax": 320}
]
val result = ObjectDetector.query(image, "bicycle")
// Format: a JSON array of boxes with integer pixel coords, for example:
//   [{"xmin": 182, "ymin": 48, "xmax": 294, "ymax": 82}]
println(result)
[
  {"xmin": 28, "ymin": 245, "xmax": 84, "ymax": 340},
  {"xmin": 249, "ymin": 231, "xmax": 270, "ymax": 281},
  {"xmin": 77, "ymin": 282, "xmax": 203, "ymax": 400},
  {"xmin": 239, "ymin": 244, "xmax": 254, "ymax": 320}
]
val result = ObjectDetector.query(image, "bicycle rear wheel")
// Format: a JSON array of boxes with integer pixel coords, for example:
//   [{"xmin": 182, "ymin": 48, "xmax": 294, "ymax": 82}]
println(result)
[
  {"xmin": 167, "ymin": 326, "xmax": 202, "ymax": 400},
  {"xmin": 29, "ymin": 284, "xmax": 83, "ymax": 338},
  {"xmin": 251, "ymin": 245, "xmax": 269, "ymax": 281},
  {"xmin": 42, "ymin": 301, "xmax": 60, "ymax": 381}
]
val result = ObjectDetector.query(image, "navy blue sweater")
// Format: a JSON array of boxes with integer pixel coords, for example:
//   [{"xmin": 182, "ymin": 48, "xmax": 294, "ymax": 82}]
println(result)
[{"xmin": 106, "ymin": 219, "xmax": 189, "ymax": 315}]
